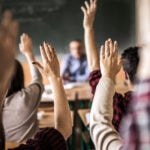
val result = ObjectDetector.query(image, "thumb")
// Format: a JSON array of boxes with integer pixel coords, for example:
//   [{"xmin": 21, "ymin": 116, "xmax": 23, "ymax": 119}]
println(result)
[
  {"xmin": 19, "ymin": 43, "xmax": 22, "ymax": 51},
  {"xmin": 32, "ymin": 61, "xmax": 43, "ymax": 72},
  {"xmin": 117, "ymin": 59, "xmax": 122, "ymax": 72}
]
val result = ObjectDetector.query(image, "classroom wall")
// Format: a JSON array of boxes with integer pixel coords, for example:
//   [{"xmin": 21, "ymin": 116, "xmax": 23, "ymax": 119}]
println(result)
[
  {"xmin": 2, "ymin": 0, "xmax": 135, "ymax": 86},
  {"xmin": 2, "ymin": 0, "xmax": 135, "ymax": 57}
]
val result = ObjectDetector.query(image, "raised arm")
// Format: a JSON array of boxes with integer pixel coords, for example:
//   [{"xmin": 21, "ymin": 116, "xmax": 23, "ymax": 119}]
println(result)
[
  {"xmin": 90, "ymin": 39, "xmax": 122, "ymax": 150},
  {"xmin": 0, "ymin": 11, "xmax": 18, "ymax": 100},
  {"xmin": 81, "ymin": 0, "xmax": 99, "ymax": 72},
  {"xmin": 0, "ymin": 10, "xmax": 19, "ymax": 149},
  {"xmin": 19, "ymin": 33, "xmax": 43, "ymax": 84},
  {"xmin": 34, "ymin": 43, "xmax": 72, "ymax": 140},
  {"xmin": 19, "ymin": 33, "xmax": 35, "ymax": 64}
]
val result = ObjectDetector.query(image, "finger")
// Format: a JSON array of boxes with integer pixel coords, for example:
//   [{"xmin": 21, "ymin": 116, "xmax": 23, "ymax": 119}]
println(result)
[
  {"xmin": 47, "ymin": 43, "xmax": 55, "ymax": 59},
  {"xmin": 32, "ymin": 61, "xmax": 43, "ymax": 69},
  {"xmin": 53, "ymin": 49, "xmax": 58, "ymax": 59},
  {"xmin": 105, "ymin": 40, "xmax": 110, "ymax": 57},
  {"xmin": 47, "ymin": 44, "xmax": 55, "ymax": 59},
  {"xmin": 100, "ymin": 45, "xmax": 105, "ymax": 60},
  {"xmin": 43, "ymin": 42, "xmax": 52, "ymax": 61},
  {"xmin": 52, "ymin": 48, "xmax": 59, "ymax": 63},
  {"xmin": 90, "ymin": 0, "xmax": 97, "ymax": 10},
  {"xmin": 20, "ymin": 33, "xmax": 26, "ymax": 43},
  {"xmin": 90, "ymin": 0, "xmax": 93, "ymax": 9},
  {"xmin": 32, "ymin": 61, "xmax": 44, "ymax": 74},
  {"xmin": 113, "ymin": 41, "xmax": 118, "ymax": 58},
  {"xmin": 118, "ymin": 58, "xmax": 122, "ymax": 67},
  {"xmin": 90, "ymin": 0, "xmax": 93, "ymax": 5},
  {"xmin": 25, "ymin": 33, "xmax": 29, "ymax": 39},
  {"xmin": 93, "ymin": 0, "xmax": 97, "ymax": 7},
  {"xmin": 40, "ymin": 44, "xmax": 49, "ymax": 64},
  {"xmin": 108, "ymin": 38, "xmax": 113, "ymax": 56},
  {"xmin": 85, "ymin": 1, "xmax": 90, "ymax": 12},
  {"xmin": 19, "ymin": 43, "xmax": 22, "ymax": 51},
  {"xmin": 81, "ymin": 6, "xmax": 87, "ymax": 16},
  {"xmin": 117, "ymin": 58, "xmax": 122, "ymax": 72},
  {"xmin": 1, "ymin": 10, "xmax": 13, "ymax": 28},
  {"xmin": 20, "ymin": 34, "xmax": 23, "ymax": 42}
]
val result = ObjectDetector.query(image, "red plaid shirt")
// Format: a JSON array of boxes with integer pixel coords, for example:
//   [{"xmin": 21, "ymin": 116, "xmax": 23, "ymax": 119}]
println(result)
[
  {"xmin": 121, "ymin": 79, "xmax": 150, "ymax": 150},
  {"xmin": 89, "ymin": 70, "xmax": 132, "ymax": 131}
]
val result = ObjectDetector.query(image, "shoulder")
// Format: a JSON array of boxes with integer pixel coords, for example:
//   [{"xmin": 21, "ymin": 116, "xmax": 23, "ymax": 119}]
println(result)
[
  {"xmin": 63, "ymin": 54, "xmax": 72, "ymax": 61},
  {"xmin": 28, "ymin": 127, "xmax": 67, "ymax": 150}
]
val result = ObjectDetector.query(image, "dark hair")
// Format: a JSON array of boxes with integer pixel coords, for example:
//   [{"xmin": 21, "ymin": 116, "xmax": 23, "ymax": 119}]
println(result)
[
  {"xmin": 121, "ymin": 47, "xmax": 140, "ymax": 83},
  {"xmin": 6, "ymin": 59, "xmax": 24, "ymax": 97}
]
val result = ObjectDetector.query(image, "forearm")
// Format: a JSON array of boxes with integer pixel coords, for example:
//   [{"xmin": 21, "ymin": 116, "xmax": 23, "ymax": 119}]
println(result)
[
  {"xmin": 84, "ymin": 27, "xmax": 99, "ymax": 72},
  {"xmin": 25, "ymin": 54, "xmax": 43, "ymax": 83},
  {"xmin": 48, "ymin": 77, "xmax": 72, "ymax": 140},
  {"xmin": 25, "ymin": 53, "xmax": 35, "ymax": 65},
  {"xmin": 90, "ymin": 77, "xmax": 122, "ymax": 150}
]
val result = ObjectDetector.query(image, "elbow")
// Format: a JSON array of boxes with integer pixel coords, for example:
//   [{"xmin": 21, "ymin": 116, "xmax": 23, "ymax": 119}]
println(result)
[
  {"xmin": 56, "ymin": 123, "xmax": 72, "ymax": 140},
  {"xmin": 64, "ymin": 125, "xmax": 72, "ymax": 140}
]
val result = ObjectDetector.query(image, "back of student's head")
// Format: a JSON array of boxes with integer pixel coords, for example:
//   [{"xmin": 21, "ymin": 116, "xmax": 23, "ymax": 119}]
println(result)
[
  {"xmin": 6, "ymin": 59, "xmax": 24, "ymax": 97},
  {"xmin": 121, "ymin": 47, "xmax": 139, "ymax": 84}
]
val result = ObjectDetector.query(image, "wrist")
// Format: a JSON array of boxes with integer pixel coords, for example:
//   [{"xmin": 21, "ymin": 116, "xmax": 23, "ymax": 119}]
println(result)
[
  {"xmin": 48, "ymin": 76, "xmax": 62, "ymax": 83},
  {"xmin": 25, "ymin": 53, "xmax": 35, "ymax": 62},
  {"xmin": 102, "ymin": 74, "xmax": 116, "ymax": 83},
  {"xmin": 84, "ymin": 26, "xmax": 93, "ymax": 31}
]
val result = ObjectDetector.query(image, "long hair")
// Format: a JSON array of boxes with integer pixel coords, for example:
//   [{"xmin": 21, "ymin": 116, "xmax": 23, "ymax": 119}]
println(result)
[{"xmin": 6, "ymin": 59, "xmax": 25, "ymax": 97}]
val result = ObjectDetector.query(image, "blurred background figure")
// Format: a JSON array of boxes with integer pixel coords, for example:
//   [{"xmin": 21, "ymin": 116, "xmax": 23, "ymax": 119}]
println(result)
[{"xmin": 61, "ymin": 39, "xmax": 89, "ymax": 83}]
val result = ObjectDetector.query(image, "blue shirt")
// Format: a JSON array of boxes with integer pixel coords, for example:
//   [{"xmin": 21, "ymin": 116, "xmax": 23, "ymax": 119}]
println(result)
[{"xmin": 61, "ymin": 54, "xmax": 89, "ymax": 83}]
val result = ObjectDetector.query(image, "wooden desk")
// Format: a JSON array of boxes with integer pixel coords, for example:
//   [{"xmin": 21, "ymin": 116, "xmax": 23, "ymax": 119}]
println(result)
[
  {"xmin": 78, "ymin": 109, "xmax": 90, "ymax": 127},
  {"xmin": 38, "ymin": 109, "xmax": 74, "ymax": 128},
  {"xmin": 41, "ymin": 82, "xmax": 92, "ymax": 103},
  {"xmin": 40, "ymin": 80, "xmax": 129, "ymax": 104}
]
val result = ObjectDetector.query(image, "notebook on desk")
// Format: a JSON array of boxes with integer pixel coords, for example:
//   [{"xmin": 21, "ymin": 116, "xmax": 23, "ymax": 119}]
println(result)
[{"xmin": 63, "ymin": 82, "xmax": 87, "ymax": 89}]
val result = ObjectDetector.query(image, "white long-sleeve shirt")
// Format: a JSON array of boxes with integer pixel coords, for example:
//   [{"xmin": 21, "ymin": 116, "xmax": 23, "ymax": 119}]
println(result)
[
  {"xmin": 2, "ymin": 65, "xmax": 44, "ymax": 143},
  {"xmin": 90, "ymin": 77, "xmax": 123, "ymax": 150}
]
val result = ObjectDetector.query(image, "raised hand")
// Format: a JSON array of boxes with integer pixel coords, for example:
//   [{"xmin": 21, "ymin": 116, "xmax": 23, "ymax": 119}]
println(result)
[
  {"xmin": 100, "ymin": 39, "xmax": 122, "ymax": 82},
  {"xmin": 19, "ymin": 33, "xmax": 33, "ymax": 56},
  {"xmin": 0, "ymin": 10, "xmax": 19, "ymax": 150},
  {"xmin": 81, "ymin": 0, "xmax": 97, "ymax": 29},
  {"xmin": 33, "ymin": 42, "xmax": 60, "ymax": 80},
  {"xmin": 33, "ymin": 43, "xmax": 72, "ymax": 139},
  {"xmin": 0, "ymin": 10, "xmax": 19, "ymax": 84}
]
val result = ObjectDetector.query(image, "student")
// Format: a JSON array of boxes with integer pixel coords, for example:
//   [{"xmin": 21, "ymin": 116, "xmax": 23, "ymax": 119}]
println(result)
[
  {"xmin": 90, "ymin": 39, "xmax": 150, "ymax": 150},
  {"xmin": 61, "ymin": 39, "xmax": 89, "ymax": 83},
  {"xmin": 81, "ymin": 0, "xmax": 139, "ymax": 131},
  {"xmin": 90, "ymin": 40, "xmax": 123, "ymax": 150},
  {"xmin": 12, "ymin": 43, "xmax": 72, "ymax": 150},
  {"xmin": 121, "ymin": 44, "xmax": 150, "ymax": 149},
  {"xmin": 0, "ymin": 10, "xmax": 19, "ymax": 150},
  {"xmin": 0, "ymin": 12, "xmax": 72, "ymax": 149},
  {"xmin": 2, "ymin": 33, "xmax": 44, "ymax": 143}
]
